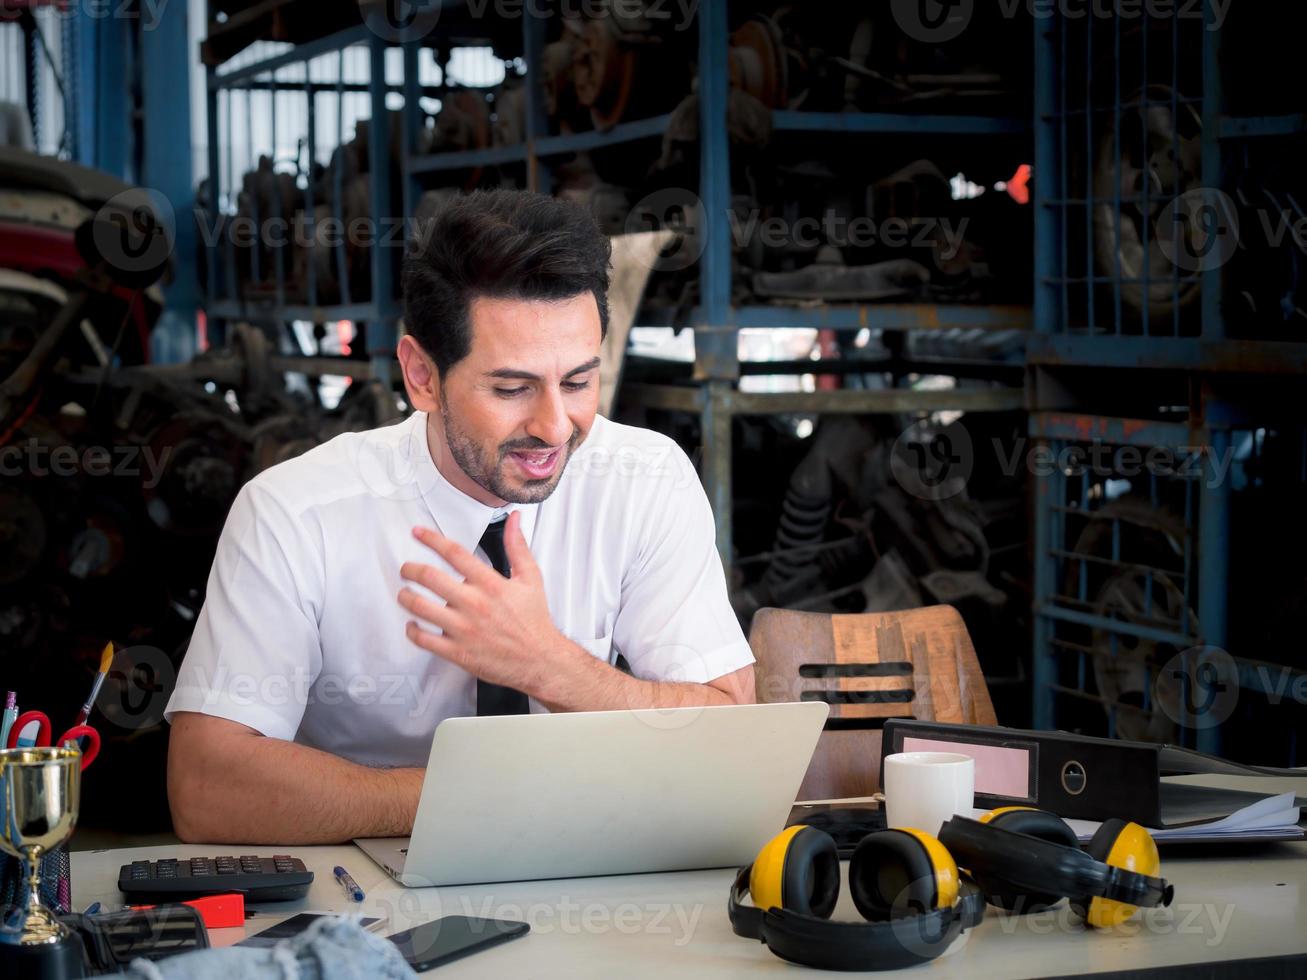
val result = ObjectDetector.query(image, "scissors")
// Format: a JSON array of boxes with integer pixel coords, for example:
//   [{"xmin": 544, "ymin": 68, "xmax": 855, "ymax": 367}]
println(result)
[{"xmin": 5, "ymin": 711, "xmax": 100, "ymax": 770}]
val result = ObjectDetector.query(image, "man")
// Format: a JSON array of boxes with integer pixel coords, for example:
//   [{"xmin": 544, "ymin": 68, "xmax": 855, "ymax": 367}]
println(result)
[{"xmin": 166, "ymin": 190, "xmax": 756, "ymax": 844}]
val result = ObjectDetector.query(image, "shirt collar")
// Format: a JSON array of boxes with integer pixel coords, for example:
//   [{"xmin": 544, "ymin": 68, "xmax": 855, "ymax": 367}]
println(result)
[{"xmin": 406, "ymin": 411, "xmax": 540, "ymax": 556}]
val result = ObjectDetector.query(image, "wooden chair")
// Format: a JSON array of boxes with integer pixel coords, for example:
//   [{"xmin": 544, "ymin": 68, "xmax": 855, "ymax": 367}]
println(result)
[{"xmin": 748, "ymin": 605, "xmax": 996, "ymax": 802}]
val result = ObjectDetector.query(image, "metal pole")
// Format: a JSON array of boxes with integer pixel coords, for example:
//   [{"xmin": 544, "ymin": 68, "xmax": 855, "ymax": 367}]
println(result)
[
  {"xmin": 1031, "ymin": 12, "xmax": 1058, "ymax": 728},
  {"xmin": 523, "ymin": 6, "xmax": 550, "ymax": 194},
  {"xmin": 1200, "ymin": 0, "xmax": 1223, "ymax": 341},
  {"xmin": 401, "ymin": 40, "xmax": 422, "ymax": 227},
  {"xmin": 702, "ymin": 381, "xmax": 733, "ymax": 579},
  {"xmin": 367, "ymin": 33, "xmax": 396, "ymax": 389},
  {"xmin": 205, "ymin": 67, "xmax": 222, "ymax": 346},
  {"xmin": 1034, "ymin": 16, "xmax": 1057, "ymax": 335},
  {"xmin": 1196, "ymin": 424, "xmax": 1230, "ymax": 755},
  {"xmin": 140, "ymin": 0, "xmax": 197, "ymax": 362},
  {"xmin": 304, "ymin": 58, "xmax": 319, "ymax": 309},
  {"xmin": 696, "ymin": 0, "xmax": 736, "ymax": 574}
]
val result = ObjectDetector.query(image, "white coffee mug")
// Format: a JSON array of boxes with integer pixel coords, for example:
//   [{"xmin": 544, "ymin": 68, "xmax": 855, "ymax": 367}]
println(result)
[{"xmin": 882, "ymin": 751, "xmax": 975, "ymax": 837}]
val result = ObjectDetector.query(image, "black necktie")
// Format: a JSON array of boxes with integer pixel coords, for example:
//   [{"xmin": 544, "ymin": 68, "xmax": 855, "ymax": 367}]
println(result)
[{"xmin": 475, "ymin": 517, "xmax": 531, "ymax": 716}]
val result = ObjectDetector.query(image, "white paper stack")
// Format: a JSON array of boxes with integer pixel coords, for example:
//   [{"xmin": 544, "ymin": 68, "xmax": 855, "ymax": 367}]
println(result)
[{"xmin": 1062, "ymin": 791, "xmax": 1303, "ymax": 842}]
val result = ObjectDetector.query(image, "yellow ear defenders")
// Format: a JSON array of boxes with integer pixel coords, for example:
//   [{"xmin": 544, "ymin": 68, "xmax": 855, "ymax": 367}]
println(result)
[
  {"xmin": 1073, "ymin": 819, "xmax": 1172, "ymax": 927},
  {"xmin": 939, "ymin": 812, "xmax": 1174, "ymax": 927},
  {"xmin": 727, "ymin": 824, "xmax": 986, "ymax": 971}
]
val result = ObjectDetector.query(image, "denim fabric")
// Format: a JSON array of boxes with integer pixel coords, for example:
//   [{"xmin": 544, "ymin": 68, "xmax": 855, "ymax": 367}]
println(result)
[{"xmin": 98, "ymin": 916, "xmax": 416, "ymax": 980}]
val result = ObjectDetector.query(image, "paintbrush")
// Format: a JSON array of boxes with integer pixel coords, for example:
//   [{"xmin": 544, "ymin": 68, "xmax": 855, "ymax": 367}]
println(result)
[{"xmin": 74, "ymin": 642, "xmax": 115, "ymax": 727}]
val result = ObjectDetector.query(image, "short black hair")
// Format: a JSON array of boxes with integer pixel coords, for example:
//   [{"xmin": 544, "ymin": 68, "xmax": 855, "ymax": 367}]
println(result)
[{"xmin": 402, "ymin": 189, "xmax": 612, "ymax": 377}]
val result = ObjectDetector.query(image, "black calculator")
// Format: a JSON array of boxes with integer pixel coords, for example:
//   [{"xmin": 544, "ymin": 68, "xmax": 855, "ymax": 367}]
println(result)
[{"xmin": 117, "ymin": 855, "xmax": 314, "ymax": 903}]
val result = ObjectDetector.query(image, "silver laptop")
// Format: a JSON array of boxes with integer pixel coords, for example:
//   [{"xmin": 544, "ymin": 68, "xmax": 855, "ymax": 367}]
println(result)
[{"xmin": 355, "ymin": 701, "xmax": 828, "ymax": 887}]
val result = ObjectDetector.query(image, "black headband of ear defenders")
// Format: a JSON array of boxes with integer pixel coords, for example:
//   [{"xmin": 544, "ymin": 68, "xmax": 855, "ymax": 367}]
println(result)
[
  {"xmin": 938, "ymin": 817, "xmax": 1174, "ymax": 909},
  {"xmin": 728, "ymin": 864, "xmax": 986, "ymax": 972}
]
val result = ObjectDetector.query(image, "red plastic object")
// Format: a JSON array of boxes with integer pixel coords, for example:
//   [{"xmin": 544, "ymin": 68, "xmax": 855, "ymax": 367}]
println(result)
[{"xmin": 131, "ymin": 893, "xmax": 246, "ymax": 929}]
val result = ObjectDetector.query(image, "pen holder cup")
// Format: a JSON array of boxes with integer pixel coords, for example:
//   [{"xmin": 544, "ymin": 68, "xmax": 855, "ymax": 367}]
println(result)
[{"xmin": 1, "ymin": 847, "xmax": 72, "ymax": 933}]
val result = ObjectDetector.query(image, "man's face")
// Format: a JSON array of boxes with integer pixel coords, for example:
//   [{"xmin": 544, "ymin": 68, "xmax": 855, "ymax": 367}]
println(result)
[{"xmin": 431, "ymin": 292, "xmax": 602, "ymax": 505}]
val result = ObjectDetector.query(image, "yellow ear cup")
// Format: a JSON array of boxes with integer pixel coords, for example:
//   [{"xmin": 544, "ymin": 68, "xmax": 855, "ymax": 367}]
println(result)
[
  {"xmin": 749, "ymin": 825, "xmax": 807, "ymax": 912},
  {"xmin": 978, "ymin": 806, "xmax": 1039, "ymax": 824},
  {"xmin": 1085, "ymin": 821, "xmax": 1162, "ymax": 928},
  {"xmin": 748, "ymin": 825, "xmax": 841, "ymax": 918},
  {"xmin": 894, "ymin": 828, "xmax": 960, "ymax": 910}
]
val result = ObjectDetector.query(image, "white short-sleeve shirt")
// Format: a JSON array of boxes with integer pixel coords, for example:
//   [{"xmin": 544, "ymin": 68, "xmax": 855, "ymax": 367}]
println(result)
[{"xmin": 164, "ymin": 411, "xmax": 754, "ymax": 767}]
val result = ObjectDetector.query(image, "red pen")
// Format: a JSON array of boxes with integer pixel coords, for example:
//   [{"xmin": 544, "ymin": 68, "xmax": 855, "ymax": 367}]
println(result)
[{"xmin": 129, "ymin": 893, "xmax": 246, "ymax": 929}]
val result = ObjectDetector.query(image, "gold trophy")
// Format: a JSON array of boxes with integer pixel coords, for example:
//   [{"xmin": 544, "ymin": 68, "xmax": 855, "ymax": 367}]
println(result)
[{"xmin": 0, "ymin": 744, "xmax": 84, "ymax": 975}]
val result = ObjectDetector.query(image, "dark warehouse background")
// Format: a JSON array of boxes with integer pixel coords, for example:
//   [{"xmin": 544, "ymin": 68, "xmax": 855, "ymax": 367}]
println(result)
[{"xmin": 1, "ymin": 0, "xmax": 1306, "ymax": 837}]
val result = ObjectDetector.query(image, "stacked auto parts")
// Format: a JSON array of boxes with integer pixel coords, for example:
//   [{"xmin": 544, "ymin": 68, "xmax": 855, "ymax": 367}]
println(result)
[
  {"xmin": 1029, "ymin": 5, "xmax": 1307, "ymax": 765},
  {"xmin": 195, "ymin": 4, "xmax": 1035, "ymax": 730},
  {"xmin": 0, "ymin": 143, "xmax": 400, "ymax": 829}
]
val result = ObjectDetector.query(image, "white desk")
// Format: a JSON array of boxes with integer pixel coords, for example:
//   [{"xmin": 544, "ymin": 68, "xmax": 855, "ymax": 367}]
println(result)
[{"xmin": 72, "ymin": 831, "xmax": 1307, "ymax": 977}]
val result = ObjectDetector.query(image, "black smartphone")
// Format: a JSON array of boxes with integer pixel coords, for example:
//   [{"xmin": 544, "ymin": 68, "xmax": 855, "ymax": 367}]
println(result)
[
  {"xmin": 238, "ymin": 913, "xmax": 385, "ymax": 948},
  {"xmin": 387, "ymin": 915, "xmax": 529, "ymax": 972}
]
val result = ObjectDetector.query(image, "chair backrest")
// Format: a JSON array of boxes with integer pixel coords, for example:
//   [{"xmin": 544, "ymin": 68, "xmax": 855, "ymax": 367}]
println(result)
[{"xmin": 748, "ymin": 604, "xmax": 996, "ymax": 802}]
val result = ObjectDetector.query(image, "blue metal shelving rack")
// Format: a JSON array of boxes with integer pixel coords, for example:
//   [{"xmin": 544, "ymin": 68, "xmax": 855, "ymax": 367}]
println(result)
[
  {"xmin": 1029, "ymin": 8, "xmax": 1307, "ymax": 756},
  {"xmin": 378, "ymin": 7, "xmax": 1036, "ymax": 577},
  {"xmin": 198, "ymin": 6, "xmax": 1032, "ymax": 576},
  {"xmin": 553, "ymin": 4, "xmax": 1031, "ymax": 574},
  {"xmin": 202, "ymin": 24, "xmax": 400, "ymax": 386}
]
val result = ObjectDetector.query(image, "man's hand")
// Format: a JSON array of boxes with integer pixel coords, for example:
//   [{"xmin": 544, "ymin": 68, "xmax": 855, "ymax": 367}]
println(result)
[
  {"xmin": 398, "ymin": 511, "xmax": 581, "ymax": 699},
  {"xmin": 398, "ymin": 511, "xmax": 755, "ymax": 712}
]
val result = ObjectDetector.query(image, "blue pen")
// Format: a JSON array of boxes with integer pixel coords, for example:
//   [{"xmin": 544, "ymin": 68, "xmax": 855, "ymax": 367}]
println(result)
[
  {"xmin": 0, "ymin": 693, "xmax": 15, "ymax": 749},
  {"xmin": 333, "ymin": 865, "xmax": 364, "ymax": 903}
]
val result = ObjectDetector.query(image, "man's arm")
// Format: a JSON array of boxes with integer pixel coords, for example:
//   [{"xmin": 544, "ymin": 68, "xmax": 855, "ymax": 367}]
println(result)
[
  {"xmin": 167, "ymin": 712, "xmax": 423, "ymax": 844},
  {"xmin": 535, "ymin": 653, "xmax": 755, "ymax": 712}
]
